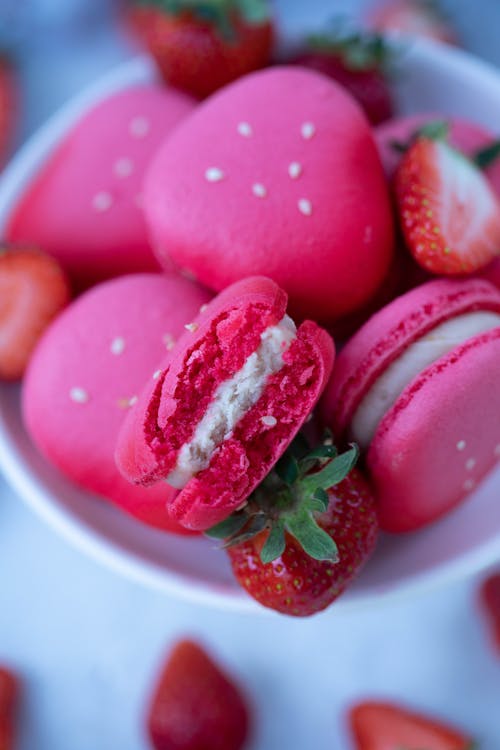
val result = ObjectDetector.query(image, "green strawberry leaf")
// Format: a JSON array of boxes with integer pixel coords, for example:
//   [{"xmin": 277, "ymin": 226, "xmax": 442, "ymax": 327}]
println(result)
[
  {"xmin": 205, "ymin": 510, "xmax": 248, "ymax": 539},
  {"xmin": 417, "ymin": 120, "xmax": 449, "ymax": 141},
  {"xmin": 260, "ymin": 520, "xmax": 286, "ymax": 564},
  {"xmin": 299, "ymin": 444, "xmax": 359, "ymax": 495},
  {"xmin": 275, "ymin": 453, "xmax": 300, "ymax": 486},
  {"xmin": 220, "ymin": 512, "xmax": 267, "ymax": 548},
  {"xmin": 285, "ymin": 510, "xmax": 339, "ymax": 563},
  {"xmin": 473, "ymin": 140, "xmax": 500, "ymax": 170}
]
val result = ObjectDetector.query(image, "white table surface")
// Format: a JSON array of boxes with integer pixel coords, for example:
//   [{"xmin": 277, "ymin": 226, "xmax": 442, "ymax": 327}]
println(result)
[{"xmin": 2, "ymin": 2, "xmax": 500, "ymax": 748}]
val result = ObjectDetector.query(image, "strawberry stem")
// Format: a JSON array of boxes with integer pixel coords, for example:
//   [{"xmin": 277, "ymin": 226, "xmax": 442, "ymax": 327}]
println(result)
[
  {"xmin": 307, "ymin": 22, "xmax": 392, "ymax": 72},
  {"xmin": 206, "ymin": 433, "xmax": 360, "ymax": 564},
  {"xmin": 133, "ymin": 0, "xmax": 269, "ymax": 36},
  {"xmin": 389, "ymin": 119, "xmax": 449, "ymax": 155},
  {"xmin": 473, "ymin": 140, "xmax": 500, "ymax": 170}
]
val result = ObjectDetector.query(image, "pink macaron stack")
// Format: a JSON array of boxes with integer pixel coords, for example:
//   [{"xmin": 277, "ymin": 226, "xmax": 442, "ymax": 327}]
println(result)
[{"xmin": 8, "ymin": 45, "xmax": 500, "ymax": 616}]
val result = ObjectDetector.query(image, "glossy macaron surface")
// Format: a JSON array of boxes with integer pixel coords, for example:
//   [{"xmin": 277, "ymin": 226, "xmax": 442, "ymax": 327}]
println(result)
[
  {"xmin": 143, "ymin": 66, "xmax": 394, "ymax": 322},
  {"xmin": 322, "ymin": 279, "xmax": 500, "ymax": 531},
  {"xmin": 22, "ymin": 273, "xmax": 212, "ymax": 532}
]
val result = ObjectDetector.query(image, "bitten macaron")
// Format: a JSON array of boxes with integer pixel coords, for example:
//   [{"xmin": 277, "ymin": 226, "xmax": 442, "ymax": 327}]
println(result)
[
  {"xmin": 321, "ymin": 279, "xmax": 500, "ymax": 532},
  {"xmin": 116, "ymin": 276, "xmax": 334, "ymax": 531}
]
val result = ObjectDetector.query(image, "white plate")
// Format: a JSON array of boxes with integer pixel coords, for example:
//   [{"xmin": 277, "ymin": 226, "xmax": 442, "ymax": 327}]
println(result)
[{"xmin": 1, "ymin": 48, "xmax": 500, "ymax": 614}]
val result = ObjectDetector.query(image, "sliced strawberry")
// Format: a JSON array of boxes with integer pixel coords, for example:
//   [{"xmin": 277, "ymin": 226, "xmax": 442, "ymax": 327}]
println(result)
[
  {"xmin": 479, "ymin": 571, "xmax": 500, "ymax": 654},
  {"xmin": 0, "ymin": 667, "xmax": 19, "ymax": 750},
  {"xmin": 395, "ymin": 135, "xmax": 500, "ymax": 275},
  {"xmin": 349, "ymin": 701, "xmax": 474, "ymax": 750},
  {"xmin": 147, "ymin": 640, "xmax": 251, "ymax": 750},
  {"xmin": 0, "ymin": 247, "xmax": 70, "ymax": 380}
]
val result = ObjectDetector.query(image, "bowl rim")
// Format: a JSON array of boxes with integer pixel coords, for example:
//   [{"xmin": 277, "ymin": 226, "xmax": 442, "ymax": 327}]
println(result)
[{"xmin": 1, "ymin": 43, "xmax": 500, "ymax": 615}]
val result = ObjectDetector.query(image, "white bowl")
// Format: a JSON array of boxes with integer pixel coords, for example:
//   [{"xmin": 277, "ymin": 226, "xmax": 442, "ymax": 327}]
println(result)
[{"xmin": 1, "ymin": 48, "xmax": 500, "ymax": 614}]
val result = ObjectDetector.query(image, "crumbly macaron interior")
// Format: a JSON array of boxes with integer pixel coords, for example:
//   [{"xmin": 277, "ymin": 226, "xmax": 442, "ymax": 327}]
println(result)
[
  {"xmin": 351, "ymin": 311, "xmax": 500, "ymax": 450},
  {"xmin": 166, "ymin": 315, "xmax": 297, "ymax": 488}
]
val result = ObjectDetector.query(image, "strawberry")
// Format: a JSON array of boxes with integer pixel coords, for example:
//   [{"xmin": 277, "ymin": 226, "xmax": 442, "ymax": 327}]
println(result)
[
  {"xmin": 479, "ymin": 571, "xmax": 500, "ymax": 654},
  {"xmin": 295, "ymin": 26, "xmax": 393, "ymax": 125},
  {"xmin": 366, "ymin": 0, "xmax": 458, "ymax": 45},
  {"xmin": 0, "ymin": 247, "xmax": 70, "ymax": 380},
  {"xmin": 0, "ymin": 667, "xmax": 19, "ymax": 750},
  {"xmin": 349, "ymin": 701, "xmax": 474, "ymax": 750},
  {"xmin": 395, "ymin": 123, "xmax": 500, "ymax": 275},
  {"xmin": 126, "ymin": 0, "xmax": 274, "ymax": 99},
  {"xmin": 209, "ymin": 434, "xmax": 378, "ymax": 617},
  {"xmin": 147, "ymin": 640, "xmax": 251, "ymax": 750},
  {"xmin": 0, "ymin": 56, "xmax": 15, "ymax": 166}
]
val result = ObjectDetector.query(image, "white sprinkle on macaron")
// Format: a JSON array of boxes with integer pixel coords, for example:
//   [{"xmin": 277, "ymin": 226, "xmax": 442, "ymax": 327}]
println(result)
[
  {"xmin": 92, "ymin": 192, "xmax": 113, "ymax": 212},
  {"xmin": 153, "ymin": 370, "xmax": 162, "ymax": 380},
  {"xmin": 252, "ymin": 183, "xmax": 267, "ymax": 198},
  {"xmin": 70, "ymin": 387, "xmax": 88, "ymax": 404},
  {"xmin": 237, "ymin": 122, "xmax": 252, "ymax": 137},
  {"xmin": 205, "ymin": 167, "xmax": 224, "ymax": 182},
  {"xmin": 261, "ymin": 415, "xmax": 277, "ymax": 427},
  {"xmin": 288, "ymin": 162, "xmax": 302, "ymax": 179},
  {"xmin": 129, "ymin": 395, "xmax": 138, "ymax": 406},
  {"xmin": 463, "ymin": 478, "xmax": 475, "ymax": 491},
  {"xmin": 298, "ymin": 198, "xmax": 312, "ymax": 216},
  {"xmin": 129, "ymin": 116, "xmax": 150, "ymax": 138},
  {"xmin": 457, "ymin": 440, "xmax": 466, "ymax": 451},
  {"xmin": 185, "ymin": 322, "xmax": 199, "ymax": 333},
  {"xmin": 114, "ymin": 158, "xmax": 134, "ymax": 178},
  {"xmin": 465, "ymin": 458, "xmax": 476, "ymax": 471},
  {"xmin": 163, "ymin": 333, "xmax": 176, "ymax": 350},
  {"xmin": 110, "ymin": 337, "xmax": 125, "ymax": 355},
  {"xmin": 301, "ymin": 122, "xmax": 316, "ymax": 140}
]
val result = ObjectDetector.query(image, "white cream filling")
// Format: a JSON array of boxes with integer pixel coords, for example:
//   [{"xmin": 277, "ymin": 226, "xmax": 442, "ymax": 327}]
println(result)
[
  {"xmin": 351, "ymin": 311, "xmax": 500, "ymax": 451},
  {"xmin": 166, "ymin": 315, "xmax": 297, "ymax": 489}
]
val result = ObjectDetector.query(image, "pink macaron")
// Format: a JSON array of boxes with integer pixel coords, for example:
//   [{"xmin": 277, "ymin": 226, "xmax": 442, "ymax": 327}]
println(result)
[
  {"xmin": 142, "ymin": 66, "xmax": 394, "ymax": 323},
  {"xmin": 7, "ymin": 84, "xmax": 195, "ymax": 288},
  {"xmin": 116, "ymin": 276, "xmax": 335, "ymax": 531},
  {"xmin": 23, "ymin": 273, "xmax": 212, "ymax": 532},
  {"xmin": 321, "ymin": 278, "xmax": 500, "ymax": 532}
]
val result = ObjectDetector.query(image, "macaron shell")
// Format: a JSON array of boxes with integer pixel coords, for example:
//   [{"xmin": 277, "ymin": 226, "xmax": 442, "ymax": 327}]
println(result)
[
  {"xmin": 23, "ymin": 273, "xmax": 211, "ymax": 532},
  {"xmin": 168, "ymin": 320, "xmax": 335, "ymax": 530},
  {"xmin": 369, "ymin": 328, "xmax": 500, "ymax": 532},
  {"xmin": 376, "ymin": 114, "xmax": 500, "ymax": 195},
  {"xmin": 116, "ymin": 276, "xmax": 288, "ymax": 486},
  {"xmin": 321, "ymin": 279, "xmax": 500, "ymax": 439},
  {"xmin": 144, "ymin": 66, "xmax": 394, "ymax": 322},
  {"xmin": 7, "ymin": 85, "xmax": 195, "ymax": 287}
]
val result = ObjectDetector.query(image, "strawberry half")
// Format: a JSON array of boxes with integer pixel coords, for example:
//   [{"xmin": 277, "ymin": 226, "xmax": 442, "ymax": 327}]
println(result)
[
  {"xmin": 209, "ymin": 433, "xmax": 378, "ymax": 617},
  {"xmin": 0, "ymin": 667, "xmax": 19, "ymax": 750},
  {"xmin": 395, "ymin": 128, "xmax": 500, "ymax": 275},
  {"xmin": 0, "ymin": 247, "xmax": 70, "ymax": 380},
  {"xmin": 147, "ymin": 640, "xmax": 251, "ymax": 750},
  {"xmin": 350, "ymin": 701, "xmax": 474, "ymax": 750}
]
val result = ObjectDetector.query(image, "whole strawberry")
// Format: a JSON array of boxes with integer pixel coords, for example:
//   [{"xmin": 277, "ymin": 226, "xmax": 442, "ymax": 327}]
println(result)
[
  {"xmin": 0, "ymin": 667, "xmax": 19, "ymax": 750},
  {"xmin": 209, "ymin": 435, "xmax": 378, "ymax": 617},
  {"xmin": 395, "ymin": 122, "xmax": 500, "ymax": 275},
  {"xmin": 126, "ymin": 0, "xmax": 273, "ymax": 98},
  {"xmin": 147, "ymin": 640, "xmax": 250, "ymax": 750},
  {"xmin": 0, "ymin": 247, "xmax": 70, "ymax": 380},
  {"xmin": 295, "ymin": 27, "xmax": 393, "ymax": 125}
]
